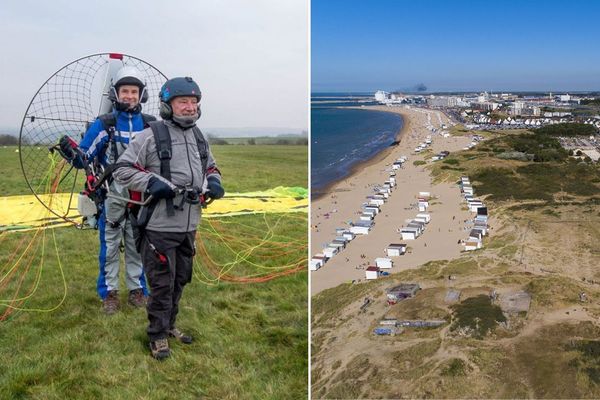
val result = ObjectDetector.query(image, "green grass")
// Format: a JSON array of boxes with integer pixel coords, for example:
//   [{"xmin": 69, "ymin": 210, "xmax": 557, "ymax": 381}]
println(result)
[
  {"xmin": 211, "ymin": 145, "xmax": 307, "ymax": 193},
  {"xmin": 0, "ymin": 145, "xmax": 308, "ymax": 399},
  {"xmin": 450, "ymin": 295, "xmax": 506, "ymax": 339}
]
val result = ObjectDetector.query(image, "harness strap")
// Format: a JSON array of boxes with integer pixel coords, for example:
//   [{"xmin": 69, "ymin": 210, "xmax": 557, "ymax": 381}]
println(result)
[
  {"xmin": 148, "ymin": 121, "xmax": 175, "ymax": 217},
  {"xmin": 191, "ymin": 126, "xmax": 209, "ymax": 178}
]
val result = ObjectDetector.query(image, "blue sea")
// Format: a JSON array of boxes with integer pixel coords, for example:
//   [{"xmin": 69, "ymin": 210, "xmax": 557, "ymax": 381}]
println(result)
[{"xmin": 311, "ymin": 93, "xmax": 404, "ymax": 194}]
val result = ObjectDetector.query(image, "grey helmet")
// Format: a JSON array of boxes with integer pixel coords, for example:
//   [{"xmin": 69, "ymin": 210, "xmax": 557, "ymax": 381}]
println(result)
[{"xmin": 108, "ymin": 66, "xmax": 148, "ymax": 112}]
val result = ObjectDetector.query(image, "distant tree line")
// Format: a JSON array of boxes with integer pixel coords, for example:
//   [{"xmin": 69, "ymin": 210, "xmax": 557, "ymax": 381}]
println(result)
[
  {"xmin": 206, "ymin": 134, "xmax": 307, "ymax": 146},
  {"xmin": 0, "ymin": 134, "xmax": 18, "ymax": 145},
  {"xmin": 581, "ymin": 98, "xmax": 600, "ymax": 106},
  {"xmin": 532, "ymin": 123, "xmax": 596, "ymax": 137}
]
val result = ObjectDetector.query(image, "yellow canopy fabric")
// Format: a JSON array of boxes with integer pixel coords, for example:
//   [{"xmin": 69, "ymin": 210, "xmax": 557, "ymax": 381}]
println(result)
[{"xmin": 0, "ymin": 187, "xmax": 307, "ymax": 232}]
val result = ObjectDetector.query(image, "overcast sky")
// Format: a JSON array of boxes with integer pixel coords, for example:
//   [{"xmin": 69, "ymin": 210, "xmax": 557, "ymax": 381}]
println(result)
[{"xmin": 0, "ymin": 0, "xmax": 308, "ymax": 132}]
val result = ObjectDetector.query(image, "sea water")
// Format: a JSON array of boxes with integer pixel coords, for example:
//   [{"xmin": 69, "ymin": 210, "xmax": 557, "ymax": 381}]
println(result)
[{"xmin": 311, "ymin": 96, "xmax": 404, "ymax": 194}]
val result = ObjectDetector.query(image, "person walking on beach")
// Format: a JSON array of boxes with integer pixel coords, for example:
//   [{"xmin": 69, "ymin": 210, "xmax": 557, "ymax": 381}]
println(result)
[{"xmin": 113, "ymin": 76, "xmax": 224, "ymax": 360}]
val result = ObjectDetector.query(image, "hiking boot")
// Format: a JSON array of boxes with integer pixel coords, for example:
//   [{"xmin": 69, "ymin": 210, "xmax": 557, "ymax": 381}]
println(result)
[
  {"xmin": 168, "ymin": 328, "xmax": 193, "ymax": 344},
  {"xmin": 128, "ymin": 289, "xmax": 147, "ymax": 308},
  {"xmin": 149, "ymin": 338, "xmax": 170, "ymax": 360},
  {"xmin": 102, "ymin": 290, "xmax": 119, "ymax": 315}
]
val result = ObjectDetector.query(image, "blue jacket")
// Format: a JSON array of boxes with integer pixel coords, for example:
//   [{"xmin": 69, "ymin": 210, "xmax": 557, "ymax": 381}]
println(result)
[{"xmin": 78, "ymin": 110, "xmax": 147, "ymax": 167}]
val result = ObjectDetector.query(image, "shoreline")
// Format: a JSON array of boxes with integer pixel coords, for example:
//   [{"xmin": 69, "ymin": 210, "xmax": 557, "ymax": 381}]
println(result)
[
  {"xmin": 311, "ymin": 106, "xmax": 410, "ymax": 201},
  {"xmin": 310, "ymin": 106, "xmax": 474, "ymax": 295}
]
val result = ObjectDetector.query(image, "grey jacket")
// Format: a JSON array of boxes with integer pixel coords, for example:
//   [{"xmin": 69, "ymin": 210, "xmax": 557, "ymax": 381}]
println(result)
[{"xmin": 112, "ymin": 120, "xmax": 221, "ymax": 233}]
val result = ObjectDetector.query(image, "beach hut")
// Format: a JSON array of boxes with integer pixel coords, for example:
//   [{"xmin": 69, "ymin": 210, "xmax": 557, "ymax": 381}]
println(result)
[
  {"xmin": 375, "ymin": 257, "xmax": 393, "ymax": 269},
  {"xmin": 365, "ymin": 266, "xmax": 380, "ymax": 280},
  {"xmin": 312, "ymin": 253, "xmax": 327, "ymax": 263},
  {"xmin": 350, "ymin": 221, "xmax": 372, "ymax": 235},
  {"xmin": 414, "ymin": 216, "xmax": 428, "ymax": 225},
  {"xmin": 367, "ymin": 197, "xmax": 385, "ymax": 206},
  {"xmin": 473, "ymin": 223, "xmax": 487, "ymax": 235},
  {"xmin": 469, "ymin": 202, "xmax": 484, "ymax": 212},
  {"xmin": 386, "ymin": 243, "xmax": 407, "ymax": 256},
  {"xmin": 342, "ymin": 231, "xmax": 355, "ymax": 241},
  {"xmin": 363, "ymin": 209, "xmax": 377, "ymax": 218},
  {"xmin": 350, "ymin": 225, "xmax": 370, "ymax": 235},
  {"xmin": 359, "ymin": 213, "xmax": 374, "ymax": 221},
  {"xmin": 331, "ymin": 239, "xmax": 347, "ymax": 248},
  {"xmin": 401, "ymin": 229, "xmax": 418, "ymax": 240},
  {"xmin": 416, "ymin": 213, "xmax": 431, "ymax": 223},
  {"xmin": 468, "ymin": 229, "xmax": 483, "ymax": 242},
  {"xmin": 309, "ymin": 259, "xmax": 322, "ymax": 271},
  {"xmin": 363, "ymin": 206, "xmax": 379, "ymax": 215},
  {"xmin": 464, "ymin": 241, "xmax": 482, "ymax": 251},
  {"xmin": 327, "ymin": 243, "xmax": 344, "ymax": 253},
  {"xmin": 407, "ymin": 221, "xmax": 425, "ymax": 234},
  {"xmin": 323, "ymin": 247, "xmax": 338, "ymax": 258},
  {"xmin": 475, "ymin": 215, "xmax": 488, "ymax": 225}
]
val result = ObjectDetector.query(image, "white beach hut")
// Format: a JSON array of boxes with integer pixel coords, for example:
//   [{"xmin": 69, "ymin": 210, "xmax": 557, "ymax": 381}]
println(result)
[
  {"xmin": 464, "ymin": 241, "xmax": 482, "ymax": 251},
  {"xmin": 363, "ymin": 206, "xmax": 379, "ymax": 215},
  {"xmin": 416, "ymin": 213, "xmax": 431, "ymax": 223},
  {"xmin": 375, "ymin": 257, "xmax": 393, "ymax": 269},
  {"xmin": 401, "ymin": 229, "xmax": 418, "ymax": 240},
  {"xmin": 365, "ymin": 266, "xmax": 380, "ymax": 280},
  {"xmin": 309, "ymin": 259, "xmax": 322, "ymax": 271},
  {"xmin": 360, "ymin": 213, "xmax": 374, "ymax": 221},
  {"xmin": 323, "ymin": 247, "xmax": 338, "ymax": 258},
  {"xmin": 386, "ymin": 243, "xmax": 407, "ymax": 256},
  {"xmin": 342, "ymin": 231, "xmax": 355, "ymax": 241},
  {"xmin": 469, "ymin": 202, "xmax": 484, "ymax": 212}
]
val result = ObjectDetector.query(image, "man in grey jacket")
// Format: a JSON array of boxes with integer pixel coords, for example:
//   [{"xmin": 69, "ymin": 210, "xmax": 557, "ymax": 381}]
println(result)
[{"xmin": 112, "ymin": 76, "xmax": 224, "ymax": 360}]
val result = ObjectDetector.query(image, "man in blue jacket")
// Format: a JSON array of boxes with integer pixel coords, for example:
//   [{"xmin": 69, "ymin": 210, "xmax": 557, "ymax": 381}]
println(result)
[{"xmin": 63, "ymin": 66, "xmax": 152, "ymax": 314}]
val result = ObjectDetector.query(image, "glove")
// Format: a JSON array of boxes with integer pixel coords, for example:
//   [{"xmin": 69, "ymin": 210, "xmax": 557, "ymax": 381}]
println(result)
[
  {"xmin": 59, "ymin": 135, "xmax": 86, "ymax": 168},
  {"xmin": 206, "ymin": 177, "xmax": 225, "ymax": 199},
  {"xmin": 59, "ymin": 135, "xmax": 76, "ymax": 160},
  {"xmin": 146, "ymin": 176, "xmax": 176, "ymax": 199}
]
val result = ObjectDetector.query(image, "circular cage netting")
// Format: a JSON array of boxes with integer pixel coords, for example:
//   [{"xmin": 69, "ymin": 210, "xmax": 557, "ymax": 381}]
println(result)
[{"xmin": 19, "ymin": 53, "xmax": 167, "ymax": 223}]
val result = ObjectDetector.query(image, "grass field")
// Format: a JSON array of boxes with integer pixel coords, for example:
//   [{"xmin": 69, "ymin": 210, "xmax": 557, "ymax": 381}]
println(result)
[{"xmin": 0, "ymin": 144, "xmax": 308, "ymax": 399}]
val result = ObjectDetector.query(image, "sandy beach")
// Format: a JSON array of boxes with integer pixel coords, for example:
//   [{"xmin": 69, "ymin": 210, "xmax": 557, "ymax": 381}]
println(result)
[{"xmin": 310, "ymin": 106, "xmax": 475, "ymax": 295}]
